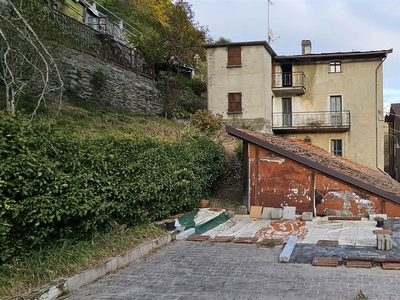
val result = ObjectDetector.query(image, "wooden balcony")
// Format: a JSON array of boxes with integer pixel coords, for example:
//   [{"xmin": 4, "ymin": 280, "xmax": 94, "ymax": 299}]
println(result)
[
  {"xmin": 272, "ymin": 111, "xmax": 351, "ymax": 133},
  {"xmin": 272, "ymin": 72, "xmax": 306, "ymax": 96}
]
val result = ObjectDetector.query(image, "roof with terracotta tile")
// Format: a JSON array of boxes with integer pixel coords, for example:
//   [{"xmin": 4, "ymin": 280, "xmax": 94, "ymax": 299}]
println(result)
[{"xmin": 226, "ymin": 126, "xmax": 400, "ymax": 205}]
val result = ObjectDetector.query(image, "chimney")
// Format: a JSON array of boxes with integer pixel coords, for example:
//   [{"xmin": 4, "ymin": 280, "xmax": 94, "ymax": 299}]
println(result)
[{"xmin": 302, "ymin": 40, "xmax": 312, "ymax": 55}]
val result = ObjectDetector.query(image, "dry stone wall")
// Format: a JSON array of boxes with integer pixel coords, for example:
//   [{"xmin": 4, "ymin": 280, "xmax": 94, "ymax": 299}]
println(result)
[{"xmin": 62, "ymin": 50, "xmax": 165, "ymax": 114}]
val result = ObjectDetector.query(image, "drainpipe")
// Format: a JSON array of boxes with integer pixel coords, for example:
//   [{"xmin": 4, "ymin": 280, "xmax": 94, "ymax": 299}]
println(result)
[{"xmin": 375, "ymin": 56, "xmax": 387, "ymax": 170}]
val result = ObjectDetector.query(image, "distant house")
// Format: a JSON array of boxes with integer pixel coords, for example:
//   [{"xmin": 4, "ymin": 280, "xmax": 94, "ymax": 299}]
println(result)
[
  {"xmin": 204, "ymin": 40, "xmax": 392, "ymax": 170},
  {"xmin": 386, "ymin": 103, "xmax": 400, "ymax": 181},
  {"xmin": 54, "ymin": 0, "xmax": 132, "ymax": 45},
  {"xmin": 227, "ymin": 126, "xmax": 400, "ymax": 217}
]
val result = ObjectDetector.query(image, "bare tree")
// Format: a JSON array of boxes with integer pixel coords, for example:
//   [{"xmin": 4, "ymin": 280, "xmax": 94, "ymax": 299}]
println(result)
[{"xmin": 0, "ymin": 0, "xmax": 63, "ymax": 116}]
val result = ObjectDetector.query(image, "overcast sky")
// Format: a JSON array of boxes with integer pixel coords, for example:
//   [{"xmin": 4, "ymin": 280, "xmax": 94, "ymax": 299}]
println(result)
[{"xmin": 186, "ymin": 0, "xmax": 400, "ymax": 111}]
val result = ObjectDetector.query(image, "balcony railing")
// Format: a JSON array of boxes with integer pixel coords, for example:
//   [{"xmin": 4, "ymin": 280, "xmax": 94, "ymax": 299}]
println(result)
[
  {"xmin": 272, "ymin": 72, "xmax": 306, "ymax": 96},
  {"xmin": 273, "ymin": 111, "xmax": 350, "ymax": 132}
]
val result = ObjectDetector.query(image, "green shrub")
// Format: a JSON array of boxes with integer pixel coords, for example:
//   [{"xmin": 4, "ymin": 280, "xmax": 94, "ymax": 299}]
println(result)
[
  {"xmin": 0, "ymin": 111, "xmax": 225, "ymax": 263},
  {"xmin": 191, "ymin": 109, "xmax": 223, "ymax": 133},
  {"xmin": 189, "ymin": 77, "xmax": 207, "ymax": 96}
]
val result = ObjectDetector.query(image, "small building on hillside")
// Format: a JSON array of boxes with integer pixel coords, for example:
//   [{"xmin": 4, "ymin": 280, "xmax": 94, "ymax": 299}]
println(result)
[
  {"xmin": 227, "ymin": 126, "xmax": 400, "ymax": 218},
  {"xmin": 204, "ymin": 40, "xmax": 392, "ymax": 170}
]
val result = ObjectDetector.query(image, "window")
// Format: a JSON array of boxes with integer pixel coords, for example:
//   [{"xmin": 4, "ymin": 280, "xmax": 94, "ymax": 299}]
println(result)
[
  {"xmin": 331, "ymin": 139, "xmax": 343, "ymax": 156},
  {"xmin": 228, "ymin": 93, "xmax": 242, "ymax": 113},
  {"xmin": 282, "ymin": 98, "xmax": 292, "ymax": 127},
  {"xmin": 228, "ymin": 46, "xmax": 241, "ymax": 66},
  {"xmin": 330, "ymin": 95, "xmax": 342, "ymax": 126},
  {"xmin": 330, "ymin": 61, "xmax": 341, "ymax": 73}
]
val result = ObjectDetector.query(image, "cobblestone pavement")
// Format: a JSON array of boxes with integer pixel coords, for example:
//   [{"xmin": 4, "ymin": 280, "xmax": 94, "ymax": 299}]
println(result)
[{"xmin": 65, "ymin": 241, "xmax": 400, "ymax": 300}]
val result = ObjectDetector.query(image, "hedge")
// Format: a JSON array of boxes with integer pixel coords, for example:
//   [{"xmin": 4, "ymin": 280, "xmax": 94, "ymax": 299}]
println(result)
[{"xmin": 0, "ymin": 112, "xmax": 225, "ymax": 262}]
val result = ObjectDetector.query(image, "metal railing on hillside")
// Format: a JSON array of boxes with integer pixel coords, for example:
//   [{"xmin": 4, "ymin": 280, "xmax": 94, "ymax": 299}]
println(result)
[{"xmin": 51, "ymin": 10, "xmax": 154, "ymax": 79}]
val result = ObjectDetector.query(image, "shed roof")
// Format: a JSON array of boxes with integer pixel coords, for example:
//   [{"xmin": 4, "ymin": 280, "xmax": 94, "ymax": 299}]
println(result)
[{"xmin": 226, "ymin": 126, "xmax": 400, "ymax": 205}]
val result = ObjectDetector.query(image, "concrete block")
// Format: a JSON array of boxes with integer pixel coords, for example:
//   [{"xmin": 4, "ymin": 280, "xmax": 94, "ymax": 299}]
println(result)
[
  {"xmin": 271, "ymin": 208, "xmax": 283, "ymax": 220},
  {"xmin": 369, "ymin": 213, "xmax": 388, "ymax": 221},
  {"xmin": 249, "ymin": 206, "xmax": 263, "ymax": 218},
  {"xmin": 283, "ymin": 206, "xmax": 296, "ymax": 219},
  {"xmin": 261, "ymin": 207, "xmax": 274, "ymax": 219},
  {"xmin": 279, "ymin": 236, "xmax": 297, "ymax": 262},
  {"xmin": 301, "ymin": 212, "xmax": 313, "ymax": 221},
  {"xmin": 176, "ymin": 228, "xmax": 195, "ymax": 240},
  {"xmin": 385, "ymin": 235, "xmax": 393, "ymax": 251}
]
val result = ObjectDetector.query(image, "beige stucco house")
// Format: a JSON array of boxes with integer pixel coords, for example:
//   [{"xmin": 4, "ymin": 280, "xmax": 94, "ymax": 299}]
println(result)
[{"xmin": 204, "ymin": 40, "xmax": 392, "ymax": 170}]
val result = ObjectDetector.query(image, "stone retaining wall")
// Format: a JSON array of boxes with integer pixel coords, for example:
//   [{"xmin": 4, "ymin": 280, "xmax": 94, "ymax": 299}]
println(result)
[{"xmin": 62, "ymin": 49, "xmax": 166, "ymax": 114}]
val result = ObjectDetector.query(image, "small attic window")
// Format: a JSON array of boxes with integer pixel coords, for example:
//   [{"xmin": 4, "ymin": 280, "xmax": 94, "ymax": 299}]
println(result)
[{"xmin": 304, "ymin": 136, "xmax": 311, "ymax": 143}]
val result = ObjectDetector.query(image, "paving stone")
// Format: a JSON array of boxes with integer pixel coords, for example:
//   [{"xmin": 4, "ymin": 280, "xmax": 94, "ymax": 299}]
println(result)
[
  {"xmin": 328, "ymin": 216, "xmax": 362, "ymax": 221},
  {"xmin": 65, "ymin": 241, "xmax": 400, "ymax": 300},
  {"xmin": 312, "ymin": 257, "xmax": 339, "ymax": 267},
  {"xmin": 211, "ymin": 236, "xmax": 234, "ymax": 243},
  {"xmin": 233, "ymin": 237, "xmax": 256, "ymax": 244},
  {"xmin": 373, "ymin": 229, "xmax": 393, "ymax": 235},
  {"xmin": 282, "ymin": 206, "xmax": 296, "ymax": 220},
  {"xmin": 186, "ymin": 235, "xmax": 210, "ymax": 242},
  {"xmin": 279, "ymin": 236, "xmax": 297, "ymax": 262},
  {"xmin": 301, "ymin": 212, "xmax": 313, "ymax": 221},
  {"xmin": 316, "ymin": 240, "xmax": 339, "ymax": 246},
  {"xmin": 271, "ymin": 208, "xmax": 283, "ymax": 220},
  {"xmin": 261, "ymin": 207, "xmax": 274, "ymax": 219},
  {"xmin": 382, "ymin": 262, "xmax": 400, "ymax": 270},
  {"xmin": 346, "ymin": 260, "xmax": 373, "ymax": 268},
  {"xmin": 249, "ymin": 206, "xmax": 262, "ymax": 218}
]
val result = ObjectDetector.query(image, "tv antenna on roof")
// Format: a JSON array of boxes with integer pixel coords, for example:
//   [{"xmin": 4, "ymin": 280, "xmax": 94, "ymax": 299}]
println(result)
[
  {"xmin": 269, "ymin": 29, "xmax": 280, "ymax": 43},
  {"xmin": 267, "ymin": 0, "xmax": 276, "ymax": 44}
]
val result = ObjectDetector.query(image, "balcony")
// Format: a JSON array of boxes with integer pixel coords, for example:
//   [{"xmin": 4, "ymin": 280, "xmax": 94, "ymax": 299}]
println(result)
[
  {"xmin": 272, "ymin": 111, "xmax": 351, "ymax": 133},
  {"xmin": 272, "ymin": 72, "xmax": 306, "ymax": 96}
]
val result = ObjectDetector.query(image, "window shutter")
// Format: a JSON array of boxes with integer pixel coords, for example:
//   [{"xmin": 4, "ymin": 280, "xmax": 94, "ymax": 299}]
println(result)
[
  {"xmin": 228, "ymin": 47, "xmax": 241, "ymax": 66},
  {"xmin": 235, "ymin": 93, "xmax": 242, "ymax": 111},
  {"xmin": 228, "ymin": 93, "xmax": 235, "ymax": 112},
  {"xmin": 228, "ymin": 93, "xmax": 242, "ymax": 112}
]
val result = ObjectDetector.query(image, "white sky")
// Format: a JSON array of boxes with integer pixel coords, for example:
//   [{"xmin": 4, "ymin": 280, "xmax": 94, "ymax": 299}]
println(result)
[{"xmin": 186, "ymin": 0, "xmax": 400, "ymax": 110}]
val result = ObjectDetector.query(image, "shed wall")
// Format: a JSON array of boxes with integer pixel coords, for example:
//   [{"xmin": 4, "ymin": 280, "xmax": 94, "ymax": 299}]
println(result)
[{"xmin": 247, "ymin": 143, "xmax": 394, "ymax": 216}]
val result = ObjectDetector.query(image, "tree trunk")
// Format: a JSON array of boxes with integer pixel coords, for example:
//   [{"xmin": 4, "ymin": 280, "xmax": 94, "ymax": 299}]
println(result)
[
  {"xmin": 5, "ymin": 83, "xmax": 10, "ymax": 113},
  {"xmin": 10, "ymin": 85, "xmax": 15, "ymax": 116}
]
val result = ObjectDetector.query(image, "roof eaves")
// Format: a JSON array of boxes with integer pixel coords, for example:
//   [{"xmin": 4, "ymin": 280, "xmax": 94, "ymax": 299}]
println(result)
[
  {"xmin": 203, "ymin": 40, "xmax": 277, "ymax": 57},
  {"xmin": 226, "ymin": 126, "xmax": 400, "ymax": 205},
  {"xmin": 275, "ymin": 49, "xmax": 393, "ymax": 61}
]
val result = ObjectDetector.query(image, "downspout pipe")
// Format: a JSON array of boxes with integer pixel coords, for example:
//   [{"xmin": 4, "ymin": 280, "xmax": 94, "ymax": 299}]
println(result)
[{"xmin": 376, "ymin": 55, "xmax": 387, "ymax": 170}]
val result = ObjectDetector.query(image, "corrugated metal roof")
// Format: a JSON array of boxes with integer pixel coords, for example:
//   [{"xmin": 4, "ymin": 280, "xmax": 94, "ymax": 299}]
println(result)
[{"xmin": 226, "ymin": 126, "xmax": 400, "ymax": 205}]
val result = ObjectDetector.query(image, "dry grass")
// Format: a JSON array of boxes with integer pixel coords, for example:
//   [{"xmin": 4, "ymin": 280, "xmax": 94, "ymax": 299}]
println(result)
[{"xmin": 0, "ymin": 223, "xmax": 166, "ymax": 299}]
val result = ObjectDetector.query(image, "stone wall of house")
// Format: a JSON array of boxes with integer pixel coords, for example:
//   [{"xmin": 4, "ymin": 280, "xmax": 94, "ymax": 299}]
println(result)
[{"xmin": 61, "ymin": 49, "xmax": 166, "ymax": 114}]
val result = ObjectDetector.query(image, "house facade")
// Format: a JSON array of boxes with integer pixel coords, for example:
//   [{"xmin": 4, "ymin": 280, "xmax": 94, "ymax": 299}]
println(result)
[
  {"xmin": 205, "ymin": 40, "xmax": 392, "ymax": 170},
  {"xmin": 227, "ymin": 126, "xmax": 400, "ymax": 217},
  {"xmin": 204, "ymin": 41, "xmax": 276, "ymax": 132}
]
